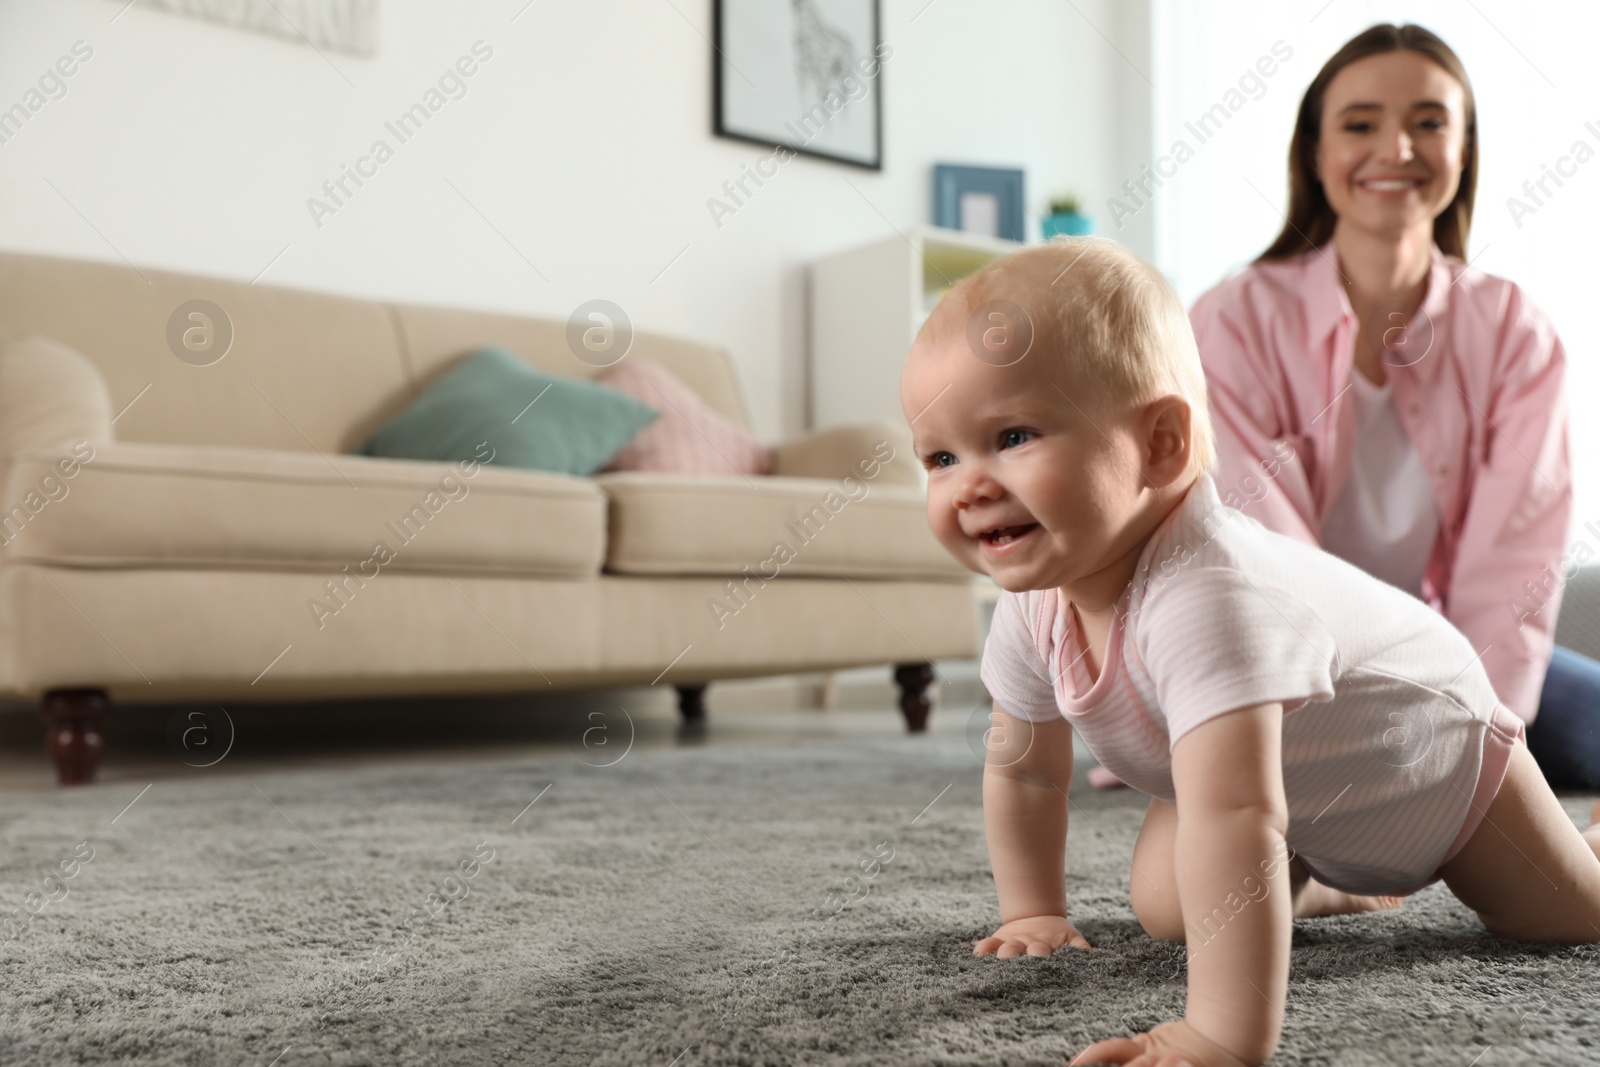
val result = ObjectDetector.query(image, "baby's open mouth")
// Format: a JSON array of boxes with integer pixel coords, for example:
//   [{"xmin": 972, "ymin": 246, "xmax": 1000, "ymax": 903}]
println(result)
[{"xmin": 980, "ymin": 523, "xmax": 1039, "ymax": 545}]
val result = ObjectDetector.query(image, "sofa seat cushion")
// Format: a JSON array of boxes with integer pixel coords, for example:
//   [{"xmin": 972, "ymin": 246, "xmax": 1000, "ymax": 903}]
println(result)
[
  {"xmin": 595, "ymin": 472, "xmax": 969, "ymax": 580},
  {"xmin": 1, "ymin": 442, "xmax": 605, "ymax": 577}
]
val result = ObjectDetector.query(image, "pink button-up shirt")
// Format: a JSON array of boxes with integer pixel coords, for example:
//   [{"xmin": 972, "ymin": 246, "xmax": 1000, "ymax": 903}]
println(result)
[{"xmin": 1190, "ymin": 243, "xmax": 1572, "ymax": 724}]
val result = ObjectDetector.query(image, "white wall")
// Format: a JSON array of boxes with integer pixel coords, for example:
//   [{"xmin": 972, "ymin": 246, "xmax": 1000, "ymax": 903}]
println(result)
[
  {"xmin": 0, "ymin": 0, "xmax": 1142, "ymax": 443},
  {"xmin": 1147, "ymin": 0, "xmax": 1600, "ymax": 543}
]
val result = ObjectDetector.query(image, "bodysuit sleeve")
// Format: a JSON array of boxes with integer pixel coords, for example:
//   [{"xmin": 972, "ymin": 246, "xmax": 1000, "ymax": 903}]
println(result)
[{"xmin": 979, "ymin": 590, "xmax": 1062, "ymax": 722}]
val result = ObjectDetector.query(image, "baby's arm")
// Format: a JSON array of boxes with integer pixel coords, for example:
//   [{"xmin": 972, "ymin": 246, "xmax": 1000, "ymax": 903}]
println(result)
[
  {"xmin": 1072, "ymin": 701, "xmax": 1291, "ymax": 1067},
  {"xmin": 1170, "ymin": 701, "xmax": 1292, "ymax": 1062},
  {"xmin": 971, "ymin": 703, "xmax": 1092, "ymax": 956}
]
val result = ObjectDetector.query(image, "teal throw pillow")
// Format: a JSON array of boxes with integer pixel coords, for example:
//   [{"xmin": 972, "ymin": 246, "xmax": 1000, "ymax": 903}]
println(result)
[{"xmin": 359, "ymin": 346, "xmax": 659, "ymax": 475}]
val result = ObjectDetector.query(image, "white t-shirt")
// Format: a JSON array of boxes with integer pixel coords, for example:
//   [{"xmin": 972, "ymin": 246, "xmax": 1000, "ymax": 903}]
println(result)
[
  {"xmin": 979, "ymin": 471, "xmax": 1509, "ymax": 893},
  {"xmin": 1318, "ymin": 368, "xmax": 1440, "ymax": 598}
]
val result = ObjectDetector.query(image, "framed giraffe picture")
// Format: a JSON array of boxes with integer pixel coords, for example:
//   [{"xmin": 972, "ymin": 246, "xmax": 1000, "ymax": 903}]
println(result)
[{"xmin": 713, "ymin": 0, "xmax": 885, "ymax": 170}]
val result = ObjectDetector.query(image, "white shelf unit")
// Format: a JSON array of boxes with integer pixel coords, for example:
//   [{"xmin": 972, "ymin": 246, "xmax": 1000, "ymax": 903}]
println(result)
[{"xmin": 808, "ymin": 226, "xmax": 1023, "ymax": 431}]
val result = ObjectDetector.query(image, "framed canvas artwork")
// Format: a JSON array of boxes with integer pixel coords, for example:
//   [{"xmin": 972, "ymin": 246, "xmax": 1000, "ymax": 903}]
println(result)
[
  {"xmin": 932, "ymin": 164, "xmax": 1027, "ymax": 242},
  {"xmin": 714, "ymin": 0, "xmax": 885, "ymax": 170}
]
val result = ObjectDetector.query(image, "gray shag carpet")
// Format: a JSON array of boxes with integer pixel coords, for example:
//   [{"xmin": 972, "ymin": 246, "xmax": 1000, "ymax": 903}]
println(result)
[{"xmin": 2, "ymin": 731, "xmax": 1598, "ymax": 1066}]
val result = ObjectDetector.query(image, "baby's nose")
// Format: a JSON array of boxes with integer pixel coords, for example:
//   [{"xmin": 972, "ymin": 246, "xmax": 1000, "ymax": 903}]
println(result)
[{"xmin": 954, "ymin": 468, "xmax": 1002, "ymax": 506}]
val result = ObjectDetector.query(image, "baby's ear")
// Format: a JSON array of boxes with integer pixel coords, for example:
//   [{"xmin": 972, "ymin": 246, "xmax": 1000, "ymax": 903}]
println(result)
[{"xmin": 1142, "ymin": 395, "xmax": 1192, "ymax": 487}]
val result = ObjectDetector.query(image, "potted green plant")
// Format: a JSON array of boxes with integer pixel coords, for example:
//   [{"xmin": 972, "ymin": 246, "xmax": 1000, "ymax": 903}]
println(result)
[{"xmin": 1041, "ymin": 193, "xmax": 1093, "ymax": 239}]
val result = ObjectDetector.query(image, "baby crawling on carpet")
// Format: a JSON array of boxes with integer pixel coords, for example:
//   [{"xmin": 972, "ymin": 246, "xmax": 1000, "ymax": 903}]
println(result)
[{"xmin": 899, "ymin": 237, "xmax": 1600, "ymax": 1067}]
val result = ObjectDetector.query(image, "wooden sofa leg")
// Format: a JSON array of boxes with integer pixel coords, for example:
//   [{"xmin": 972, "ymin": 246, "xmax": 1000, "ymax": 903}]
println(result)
[
  {"xmin": 894, "ymin": 663, "xmax": 935, "ymax": 733},
  {"xmin": 676, "ymin": 684, "xmax": 708, "ymax": 727},
  {"xmin": 43, "ymin": 688, "xmax": 109, "ymax": 786}
]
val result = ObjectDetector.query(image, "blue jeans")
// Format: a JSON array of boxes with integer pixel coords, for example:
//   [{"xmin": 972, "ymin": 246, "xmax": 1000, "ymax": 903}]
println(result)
[{"xmin": 1525, "ymin": 644, "xmax": 1600, "ymax": 790}]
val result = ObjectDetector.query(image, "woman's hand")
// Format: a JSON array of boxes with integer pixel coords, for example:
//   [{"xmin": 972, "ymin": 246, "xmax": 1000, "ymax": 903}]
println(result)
[
  {"xmin": 1069, "ymin": 1019, "xmax": 1254, "ymax": 1067},
  {"xmin": 972, "ymin": 914, "xmax": 1092, "ymax": 957}
]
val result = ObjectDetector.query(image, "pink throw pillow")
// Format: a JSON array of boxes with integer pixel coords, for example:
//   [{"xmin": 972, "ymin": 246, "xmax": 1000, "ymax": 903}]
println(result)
[{"xmin": 599, "ymin": 360, "xmax": 773, "ymax": 476}]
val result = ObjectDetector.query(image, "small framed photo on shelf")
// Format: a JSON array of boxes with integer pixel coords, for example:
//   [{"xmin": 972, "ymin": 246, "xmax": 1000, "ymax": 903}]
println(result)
[
  {"xmin": 713, "ymin": 0, "xmax": 885, "ymax": 170},
  {"xmin": 933, "ymin": 164, "xmax": 1027, "ymax": 242}
]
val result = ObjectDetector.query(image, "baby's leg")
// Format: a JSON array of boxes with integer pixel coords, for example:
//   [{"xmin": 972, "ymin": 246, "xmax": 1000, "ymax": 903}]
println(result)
[
  {"xmin": 1129, "ymin": 797, "xmax": 1185, "ymax": 942},
  {"xmin": 1288, "ymin": 861, "xmax": 1406, "ymax": 917},
  {"xmin": 1437, "ymin": 738, "xmax": 1600, "ymax": 943},
  {"xmin": 1128, "ymin": 796, "xmax": 1401, "ymax": 944}
]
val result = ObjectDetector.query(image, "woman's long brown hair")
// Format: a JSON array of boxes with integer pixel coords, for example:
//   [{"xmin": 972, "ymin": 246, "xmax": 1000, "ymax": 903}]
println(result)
[{"xmin": 1259, "ymin": 23, "xmax": 1477, "ymax": 261}]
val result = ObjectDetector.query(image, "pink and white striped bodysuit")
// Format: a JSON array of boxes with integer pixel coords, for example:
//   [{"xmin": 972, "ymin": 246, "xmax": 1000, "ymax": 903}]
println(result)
[{"xmin": 979, "ymin": 471, "xmax": 1523, "ymax": 895}]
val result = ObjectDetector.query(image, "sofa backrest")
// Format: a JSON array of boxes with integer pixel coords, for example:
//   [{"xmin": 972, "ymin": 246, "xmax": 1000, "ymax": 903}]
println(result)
[
  {"xmin": 386, "ymin": 303, "xmax": 754, "ymax": 434},
  {"xmin": 0, "ymin": 250, "xmax": 752, "ymax": 453}
]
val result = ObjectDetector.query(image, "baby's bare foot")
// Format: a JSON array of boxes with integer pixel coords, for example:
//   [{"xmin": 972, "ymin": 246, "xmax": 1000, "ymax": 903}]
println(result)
[{"xmin": 1292, "ymin": 877, "xmax": 1404, "ymax": 919}]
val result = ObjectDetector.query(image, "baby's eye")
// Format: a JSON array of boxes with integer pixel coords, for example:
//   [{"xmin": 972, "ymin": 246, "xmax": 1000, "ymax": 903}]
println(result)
[
  {"xmin": 925, "ymin": 451, "xmax": 956, "ymax": 470},
  {"xmin": 1416, "ymin": 117, "xmax": 1445, "ymax": 131},
  {"xmin": 1343, "ymin": 121, "xmax": 1373, "ymax": 133},
  {"xmin": 999, "ymin": 428, "xmax": 1035, "ymax": 449}
]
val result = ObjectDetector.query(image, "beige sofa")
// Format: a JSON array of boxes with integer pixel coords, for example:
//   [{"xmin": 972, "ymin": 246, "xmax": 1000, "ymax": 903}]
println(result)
[{"xmin": 0, "ymin": 251, "xmax": 978, "ymax": 785}]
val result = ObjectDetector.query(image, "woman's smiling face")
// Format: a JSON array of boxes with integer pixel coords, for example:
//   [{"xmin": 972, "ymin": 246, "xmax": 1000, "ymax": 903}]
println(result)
[{"xmin": 1314, "ymin": 50, "xmax": 1467, "ymax": 236}]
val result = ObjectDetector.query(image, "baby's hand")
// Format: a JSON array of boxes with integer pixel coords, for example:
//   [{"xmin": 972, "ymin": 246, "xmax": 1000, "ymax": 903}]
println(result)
[
  {"xmin": 972, "ymin": 914, "xmax": 1092, "ymax": 957},
  {"xmin": 1069, "ymin": 1019, "xmax": 1253, "ymax": 1067}
]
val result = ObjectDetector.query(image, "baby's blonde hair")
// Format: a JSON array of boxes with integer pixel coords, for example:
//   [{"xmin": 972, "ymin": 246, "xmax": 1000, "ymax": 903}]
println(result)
[{"xmin": 925, "ymin": 236, "xmax": 1218, "ymax": 477}]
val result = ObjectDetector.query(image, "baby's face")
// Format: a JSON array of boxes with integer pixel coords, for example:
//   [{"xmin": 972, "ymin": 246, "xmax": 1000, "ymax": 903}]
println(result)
[{"xmin": 901, "ymin": 322, "xmax": 1149, "ymax": 595}]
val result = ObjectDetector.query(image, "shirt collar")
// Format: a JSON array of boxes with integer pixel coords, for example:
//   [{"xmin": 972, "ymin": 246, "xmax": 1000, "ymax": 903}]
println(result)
[
  {"xmin": 1413, "ymin": 245, "xmax": 1455, "ymax": 360},
  {"xmin": 1302, "ymin": 240, "xmax": 1451, "ymax": 351},
  {"xmin": 1302, "ymin": 243, "xmax": 1350, "ymax": 348}
]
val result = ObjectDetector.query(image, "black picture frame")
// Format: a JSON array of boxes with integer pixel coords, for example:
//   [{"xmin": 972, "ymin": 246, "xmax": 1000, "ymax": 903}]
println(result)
[{"xmin": 713, "ymin": 0, "xmax": 884, "ymax": 171}]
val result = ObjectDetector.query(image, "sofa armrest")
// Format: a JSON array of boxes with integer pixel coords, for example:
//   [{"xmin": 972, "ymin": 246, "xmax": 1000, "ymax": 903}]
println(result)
[
  {"xmin": 771, "ymin": 422, "xmax": 920, "ymax": 488},
  {"xmin": 0, "ymin": 334, "xmax": 114, "ymax": 460},
  {"xmin": 1555, "ymin": 565, "xmax": 1600, "ymax": 662}
]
